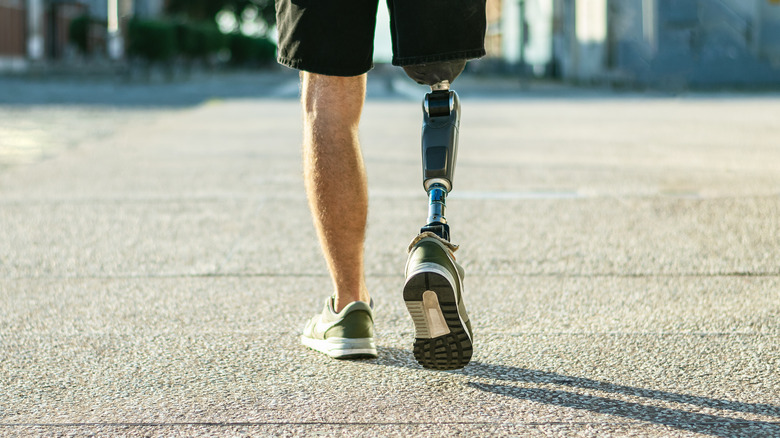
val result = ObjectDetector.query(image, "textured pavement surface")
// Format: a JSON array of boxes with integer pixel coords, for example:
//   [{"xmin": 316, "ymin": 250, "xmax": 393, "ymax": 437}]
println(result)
[{"xmin": 1, "ymin": 71, "xmax": 779, "ymax": 437}]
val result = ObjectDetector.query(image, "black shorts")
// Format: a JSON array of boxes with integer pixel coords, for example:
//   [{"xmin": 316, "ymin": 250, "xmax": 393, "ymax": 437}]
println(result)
[{"xmin": 275, "ymin": 0, "xmax": 487, "ymax": 77}]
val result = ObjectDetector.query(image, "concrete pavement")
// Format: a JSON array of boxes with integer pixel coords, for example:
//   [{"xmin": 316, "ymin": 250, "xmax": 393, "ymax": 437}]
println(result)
[{"xmin": 1, "ymin": 71, "xmax": 779, "ymax": 437}]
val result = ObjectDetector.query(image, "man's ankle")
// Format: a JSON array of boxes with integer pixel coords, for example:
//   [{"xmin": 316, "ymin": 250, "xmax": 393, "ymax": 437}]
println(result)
[{"xmin": 334, "ymin": 292, "xmax": 370, "ymax": 313}]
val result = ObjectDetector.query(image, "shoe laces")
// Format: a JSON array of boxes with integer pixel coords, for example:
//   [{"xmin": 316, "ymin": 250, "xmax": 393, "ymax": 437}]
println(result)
[{"xmin": 407, "ymin": 231, "xmax": 459, "ymax": 254}]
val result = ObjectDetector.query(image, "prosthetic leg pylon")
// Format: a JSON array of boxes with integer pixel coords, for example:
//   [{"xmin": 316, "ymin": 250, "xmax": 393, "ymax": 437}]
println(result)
[
  {"xmin": 419, "ymin": 81, "xmax": 460, "ymax": 241},
  {"xmin": 403, "ymin": 60, "xmax": 466, "ymax": 241}
]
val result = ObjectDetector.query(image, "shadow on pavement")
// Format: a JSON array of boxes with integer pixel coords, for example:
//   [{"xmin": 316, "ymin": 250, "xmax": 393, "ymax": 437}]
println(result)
[{"xmin": 374, "ymin": 347, "xmax": 780, "ymax": 437}]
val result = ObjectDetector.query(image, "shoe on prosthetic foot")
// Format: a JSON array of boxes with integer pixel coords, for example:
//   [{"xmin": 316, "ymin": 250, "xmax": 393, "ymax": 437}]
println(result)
[{"xmin": 404, "ymin": 232, "xmax": 473, "ymax": 370}]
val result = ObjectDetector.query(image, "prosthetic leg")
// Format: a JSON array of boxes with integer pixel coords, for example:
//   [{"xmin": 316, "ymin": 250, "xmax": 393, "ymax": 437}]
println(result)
[{"xmin": 403, "ymin": 61, "xmax": 473, "ymax": 370}]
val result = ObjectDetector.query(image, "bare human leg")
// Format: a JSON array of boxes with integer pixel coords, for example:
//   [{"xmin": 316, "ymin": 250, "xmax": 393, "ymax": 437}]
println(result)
[{"xmin": 301, "ymin": 72, "xmax": 370, "ymax": 313}]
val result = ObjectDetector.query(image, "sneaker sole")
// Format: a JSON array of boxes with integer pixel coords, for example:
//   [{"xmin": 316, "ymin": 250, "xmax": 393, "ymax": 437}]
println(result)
[
  {"xmin": 300, "ymin": 336, "xmax": 377, "ymax": 359},
  {"xmin": 404, "ymin": 262, "xmax": 472, "ymax": 370}
]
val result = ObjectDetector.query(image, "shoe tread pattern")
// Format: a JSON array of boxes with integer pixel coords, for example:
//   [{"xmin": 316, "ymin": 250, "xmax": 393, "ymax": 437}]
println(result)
[{"xmin": 405, "ymin": 271, "xmax": 472, "ymax": 370}]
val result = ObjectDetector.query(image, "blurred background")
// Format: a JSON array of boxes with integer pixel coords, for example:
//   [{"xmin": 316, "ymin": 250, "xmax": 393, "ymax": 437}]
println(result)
[
  {"xmin": 1, "ymin": 0, "xmax": 780, "ymax": 87},
  {"xmin": 2, "ymin": 0, "xmax": 780, "ymax": 171}
]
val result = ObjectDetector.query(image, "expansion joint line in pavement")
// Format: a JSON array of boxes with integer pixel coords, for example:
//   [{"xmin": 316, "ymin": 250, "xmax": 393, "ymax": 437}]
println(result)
[
  {"xmin": 2, "ymin": 421, "xmax": 778, "ymax": 427},
  {"xmin": 4, "ymin": 272, "xmax": 780, "ymax": 281}
]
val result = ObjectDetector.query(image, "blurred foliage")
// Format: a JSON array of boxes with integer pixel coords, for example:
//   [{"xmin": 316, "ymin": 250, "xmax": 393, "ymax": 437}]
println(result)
[
  {"xmin": 128, "ymin": 18, "xmax": 275, "ymax": 65},
  {"xmin": 228, "ymin": 33, "xmax": 276, "ymax": 66},
  {"xmin": 129, "ymin": 1, "xmax": 276, "ymax": 66},
  {"xmin": 128, "ymin": 19, "xmax": 178, "ymax": 61},
  {"xmin": 166, "ymin": 0, "xmax": 275, "ymax": 31},
  {"xmin": 175, "ymin": 22, "xmax": 228, "ymax": 57},
  {"xmin": 68, "ymin": 15, "xmax": 91, "ymax": 54}
]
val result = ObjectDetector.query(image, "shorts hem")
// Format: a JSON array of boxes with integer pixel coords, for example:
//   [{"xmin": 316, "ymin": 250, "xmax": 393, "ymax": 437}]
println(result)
[
  {"xmin": 392, "ymin": 49, "xmax": 486, "ymax": 67},
  {"xmin": 277, "ymin": 56, "xmax": 373, "ymax": 77}
]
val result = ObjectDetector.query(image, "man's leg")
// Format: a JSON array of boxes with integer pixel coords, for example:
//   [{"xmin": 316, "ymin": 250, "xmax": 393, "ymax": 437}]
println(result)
[
  {"xmin": 301, "ymin": 72, "xmax": 369, "ymax": 313},
  {"xmin": 277, "ymin": 0, "xmax": 378, "ymax": 358}
]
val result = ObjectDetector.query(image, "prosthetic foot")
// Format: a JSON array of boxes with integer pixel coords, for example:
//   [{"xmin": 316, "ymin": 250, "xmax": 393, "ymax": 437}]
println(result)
[{"xmin": 403, "ymin": 62, "xmax": 472, "ymax": 370}]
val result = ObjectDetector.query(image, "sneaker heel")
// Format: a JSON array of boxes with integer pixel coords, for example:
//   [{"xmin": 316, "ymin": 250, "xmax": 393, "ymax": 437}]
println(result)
[{"xmin": 406, "ymin": 290, "xmax": 451, "ymax": 339}]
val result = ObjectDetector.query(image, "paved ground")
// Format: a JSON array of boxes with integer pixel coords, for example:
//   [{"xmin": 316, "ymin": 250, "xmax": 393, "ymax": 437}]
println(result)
[{"xmin": 1, "ymin": 70, "xmax": 779, "ymax": 437}]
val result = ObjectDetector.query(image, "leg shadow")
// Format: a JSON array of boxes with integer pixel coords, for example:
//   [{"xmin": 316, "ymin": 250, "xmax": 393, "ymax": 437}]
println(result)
[
  {"xmin": 470, "ymin": 382, "xmax": 779, "ymax": 437},
  {"xmin": 373, "ymin": 347, "xmax": 780, "ymax": 437}
]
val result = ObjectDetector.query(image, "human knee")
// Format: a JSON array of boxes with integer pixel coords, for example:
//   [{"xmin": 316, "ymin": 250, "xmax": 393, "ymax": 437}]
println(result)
[
  {"xmin": 402, "ymin": 60, "xmax": 467, "ymax": 87},
  {"xmin": 302, "ymin": 72, "xmax": 366, "ymax": 125}
]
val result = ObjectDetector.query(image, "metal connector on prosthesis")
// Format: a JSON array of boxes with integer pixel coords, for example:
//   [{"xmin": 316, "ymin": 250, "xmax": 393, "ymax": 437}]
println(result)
[{"xmin": 420, "ymin": 81, "xmax": 460, "ymax": 241}]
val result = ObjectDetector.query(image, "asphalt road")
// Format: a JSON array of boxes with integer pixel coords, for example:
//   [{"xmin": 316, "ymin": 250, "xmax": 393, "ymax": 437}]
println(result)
[{"xmin": 1, "ymin": 71, "xmax": 778, "ymax": 437}]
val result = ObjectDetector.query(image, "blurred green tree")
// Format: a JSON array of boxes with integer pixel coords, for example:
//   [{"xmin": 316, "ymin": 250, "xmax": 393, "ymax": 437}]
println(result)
[{"xmin": 165, "ymin": 0, "xmax": 275, "ymax": 32}]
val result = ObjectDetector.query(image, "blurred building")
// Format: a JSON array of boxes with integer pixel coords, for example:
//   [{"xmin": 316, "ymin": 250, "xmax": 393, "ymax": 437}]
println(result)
[
  {"xmin": 484, "ymin": 0, "xmax": 556, "ymax": 75},
  {"xmin": 0, "ymin": 0, "xmax": 163, "ymax": 72},
  {"xmin": 0, "ymin": 0, "xmax": 27, "ymax": 71},
  {"xmin": 482, "ymin": 0, "xmax": 780, "ymax": 86},
  {"xmin": 553, "ymin": 0, "xmax": 780, "ymax": 86}
]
